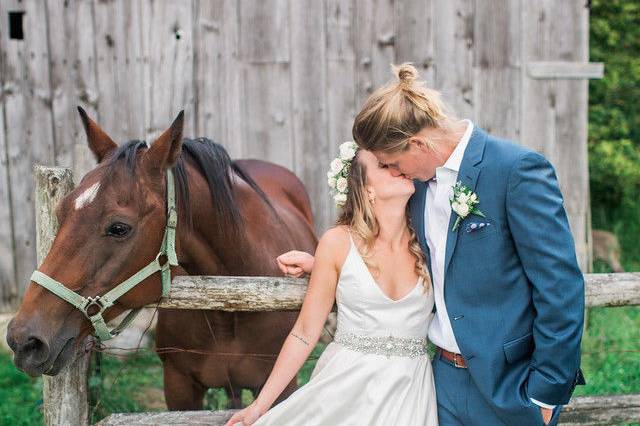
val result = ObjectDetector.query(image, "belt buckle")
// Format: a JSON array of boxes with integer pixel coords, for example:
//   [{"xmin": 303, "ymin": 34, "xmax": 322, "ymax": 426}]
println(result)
[{"xmin": 453, "ymin": 354, "xmax": 465, "ymax": 368}]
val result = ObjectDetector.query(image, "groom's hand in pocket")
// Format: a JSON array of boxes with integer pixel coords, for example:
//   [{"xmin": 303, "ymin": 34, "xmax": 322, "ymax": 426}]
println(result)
[
  {"xmin": 276, "ymin": 251, "xmax": 314, "ymax": 277},
  {"xmin": 540, "ymin": 407, "xmax": 552, "ymax": 425}
]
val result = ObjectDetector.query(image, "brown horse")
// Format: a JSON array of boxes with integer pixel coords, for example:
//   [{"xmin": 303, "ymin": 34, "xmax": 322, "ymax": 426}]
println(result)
[{"xmin": 6, "ymin": 109, "xmax": 317, "ymax": 409}]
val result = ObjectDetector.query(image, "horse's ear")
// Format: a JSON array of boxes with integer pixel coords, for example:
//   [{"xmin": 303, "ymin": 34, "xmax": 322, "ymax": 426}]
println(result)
[
  {"xmin": 143, "ymin": 111, "xmax": 184, "ymax": 177},
  {"xmin": 77, "ymin": 106, "xmax": 117, "ymax": 162}
]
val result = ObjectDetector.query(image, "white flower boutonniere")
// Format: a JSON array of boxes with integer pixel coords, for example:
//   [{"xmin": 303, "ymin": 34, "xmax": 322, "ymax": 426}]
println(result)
[{"xmin": 450, "ymin": 181, "xmax": 485, "ymax": 231}]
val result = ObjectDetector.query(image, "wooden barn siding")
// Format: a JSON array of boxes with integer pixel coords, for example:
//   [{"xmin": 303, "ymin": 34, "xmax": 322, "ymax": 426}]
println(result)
[{"xmin": 0, "ymin": 0, "xmax": 592, "ymax": 308}]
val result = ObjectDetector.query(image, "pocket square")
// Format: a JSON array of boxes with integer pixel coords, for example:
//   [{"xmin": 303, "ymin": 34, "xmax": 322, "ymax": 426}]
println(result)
[{"xmin": 465, "ymin": 222, "xmax": 491, "ymax": 233}]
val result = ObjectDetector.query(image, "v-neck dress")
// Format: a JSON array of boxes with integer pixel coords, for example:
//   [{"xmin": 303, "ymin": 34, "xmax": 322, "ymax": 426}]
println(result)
[{"xmin": 253, "ymin": 233, "xmax": 438, "ymax": 426}]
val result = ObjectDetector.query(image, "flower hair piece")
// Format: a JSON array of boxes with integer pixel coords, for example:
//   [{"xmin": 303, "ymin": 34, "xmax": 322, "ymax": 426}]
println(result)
[{"xmin": 327, "ymin": 141, "xmax": 358, "ymax": 206}]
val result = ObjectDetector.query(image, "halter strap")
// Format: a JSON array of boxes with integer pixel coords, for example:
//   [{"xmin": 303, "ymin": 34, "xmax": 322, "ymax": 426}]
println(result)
[{"xmin": 30, "ymin": 169, "xmax": 179, "ymax": 341}]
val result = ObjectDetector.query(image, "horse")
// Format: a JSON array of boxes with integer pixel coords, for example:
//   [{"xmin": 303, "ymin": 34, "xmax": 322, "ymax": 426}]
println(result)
[{"xmin": 6, "ymin": 108, "xmax": 317, "ymax": 409}]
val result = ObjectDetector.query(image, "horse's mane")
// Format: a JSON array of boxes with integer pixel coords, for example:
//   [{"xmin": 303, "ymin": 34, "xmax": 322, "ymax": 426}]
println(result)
[{"xmin": 104, "ymin": 138, "xmax": 276, "ymax": 239}]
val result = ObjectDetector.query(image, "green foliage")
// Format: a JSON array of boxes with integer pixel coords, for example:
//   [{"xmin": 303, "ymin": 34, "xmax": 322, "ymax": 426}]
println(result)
[
  {"xmin": 0, "ymin": 351, "xmax": 43, "ymax": 426},
  {"xmin": 589, "ymin": 0, "xmax": 640, "ymax": 269}
]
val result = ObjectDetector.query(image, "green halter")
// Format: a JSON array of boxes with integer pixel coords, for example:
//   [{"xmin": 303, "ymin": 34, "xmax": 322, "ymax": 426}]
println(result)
[{"xmin": 30, "ymin": 169, "xmax": 179, "ymax": 341}]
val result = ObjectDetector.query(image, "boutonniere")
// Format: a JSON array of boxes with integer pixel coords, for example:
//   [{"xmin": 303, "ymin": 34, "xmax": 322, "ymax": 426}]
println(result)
[{"xmin": 450, "ymin": 181, "xmax": 485, "ymax": 232}]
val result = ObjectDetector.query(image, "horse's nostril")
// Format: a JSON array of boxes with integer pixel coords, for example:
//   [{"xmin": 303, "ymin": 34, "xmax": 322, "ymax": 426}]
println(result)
[
  {"xmin": 18, "ymin": 334, "xmax": 51, "ymax": 365},
  {"xmin": 24, "ymin": 336, "xmax": 45, "ymax": 353}
]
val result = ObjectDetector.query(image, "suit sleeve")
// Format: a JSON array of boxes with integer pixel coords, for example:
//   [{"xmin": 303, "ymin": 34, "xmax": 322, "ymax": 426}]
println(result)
[{"xmin": 506, "ymin": 151, "xmax": 585, "ymax": 405}]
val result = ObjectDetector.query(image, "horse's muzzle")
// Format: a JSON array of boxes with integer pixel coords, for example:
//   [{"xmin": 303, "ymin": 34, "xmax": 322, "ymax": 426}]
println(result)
[{"xmin": 6, "ymin": 318, "xmax": 76, "ymax": 376}]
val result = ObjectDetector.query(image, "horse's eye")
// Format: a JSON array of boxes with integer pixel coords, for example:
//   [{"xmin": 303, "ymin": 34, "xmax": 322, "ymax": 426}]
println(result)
[{"xmin": 106, "ymin": 222, "xmax": 131, "ymax": 238}]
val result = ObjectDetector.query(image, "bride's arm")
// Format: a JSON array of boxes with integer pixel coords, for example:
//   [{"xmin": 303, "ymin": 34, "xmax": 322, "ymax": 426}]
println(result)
[{"xmin": 227, "ymin": 229, "xmax": 344, "ymax": 424}]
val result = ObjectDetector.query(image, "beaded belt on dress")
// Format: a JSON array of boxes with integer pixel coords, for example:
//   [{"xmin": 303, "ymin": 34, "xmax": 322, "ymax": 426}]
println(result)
[{"xmin": 333, "ymin": 330, "xmax": 428, "ymax": 358}]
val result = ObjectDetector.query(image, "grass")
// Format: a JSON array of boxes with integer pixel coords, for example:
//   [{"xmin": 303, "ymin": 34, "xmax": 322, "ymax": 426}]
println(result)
[
  {"xmin": 0, "ymin": 342, "xmax": 328, "ymax": 425},
  {"xmin": 0, "ymin": 351, "xmax": 43, "ymax": 426}
]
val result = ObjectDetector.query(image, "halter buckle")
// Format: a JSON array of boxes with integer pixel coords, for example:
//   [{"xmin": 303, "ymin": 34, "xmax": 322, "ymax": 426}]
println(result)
[
  {"xmin": 167, "ymin": 207, "xmax": 178, "ymax": 229},
  {"xmin": 83, "ymin": 296, "xmax": 106, "ymax": 317},
  {"xmin": 155, "ymin": 252, "xmax": 171, "ymax": 271}
]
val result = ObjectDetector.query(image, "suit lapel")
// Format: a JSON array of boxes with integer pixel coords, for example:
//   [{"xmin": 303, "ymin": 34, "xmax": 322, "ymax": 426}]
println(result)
[
  {"xmin": 410, "ymin": 180, "xmax": 431, "ymax": 273},
  {"xmin": 443, "ymin": 126, "xmax": 487, "ymax": 277}
]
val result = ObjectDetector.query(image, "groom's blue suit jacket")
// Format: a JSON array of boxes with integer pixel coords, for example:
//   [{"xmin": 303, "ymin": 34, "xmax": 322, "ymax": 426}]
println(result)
[{"xmin": 409, "ymin": 126, "xmax": 585, "ymax": 421}]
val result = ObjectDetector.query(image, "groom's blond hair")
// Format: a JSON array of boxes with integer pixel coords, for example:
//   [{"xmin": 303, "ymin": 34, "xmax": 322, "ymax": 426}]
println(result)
[{"xmin": 352, "ymin": 63, "xmax": 454, "ymax": 153}]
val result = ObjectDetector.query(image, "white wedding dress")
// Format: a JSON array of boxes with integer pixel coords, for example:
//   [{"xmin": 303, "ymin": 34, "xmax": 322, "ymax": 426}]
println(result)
[{"xmin": 254, "ymin": 233, "xmax": 438, "ymax": 426}]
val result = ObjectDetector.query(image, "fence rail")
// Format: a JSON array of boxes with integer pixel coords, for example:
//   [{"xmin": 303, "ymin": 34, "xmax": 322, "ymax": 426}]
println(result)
[
  {"xmin": 34, "ymin": 166, "xmax": 640, "ymax": 425},
  {"xmin": 160, "ymin": 272, "xmax": 640, "ymax": 311},
  {"xmin": 96, "ymin": 393, "xmax": 640, "ymax": 426}
]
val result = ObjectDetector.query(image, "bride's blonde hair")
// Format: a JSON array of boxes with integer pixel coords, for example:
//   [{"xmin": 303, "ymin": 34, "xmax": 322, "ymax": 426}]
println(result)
[
  {"xmin": 352, "ymin": 62, "xmax": 455, "ymax": 153},
  {"xmin": 335, "ymin": 151, "xmax": 431, "ymax": 292}
]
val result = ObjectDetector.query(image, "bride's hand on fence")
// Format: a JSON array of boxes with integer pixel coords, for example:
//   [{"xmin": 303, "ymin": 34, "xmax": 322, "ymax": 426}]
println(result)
[
  {"xmin": 224, "ymin": 402, "xmax": 262, "ymax": 426},
  {"xmin": 276, "ymin": 251, "xmax": 314, "ymax": 277}
]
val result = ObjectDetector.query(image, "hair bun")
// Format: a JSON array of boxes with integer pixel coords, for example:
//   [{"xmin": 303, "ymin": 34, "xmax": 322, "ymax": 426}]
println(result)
[{"xmin": 393, "ymin": 63, "xmax": 418, "ymax": 88}]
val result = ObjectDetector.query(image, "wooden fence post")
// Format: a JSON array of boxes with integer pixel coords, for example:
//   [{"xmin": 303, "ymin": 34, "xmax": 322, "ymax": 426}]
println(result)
[{"xmin": 34, "ymin": 165, "xmax": 90, "ymax": 426}]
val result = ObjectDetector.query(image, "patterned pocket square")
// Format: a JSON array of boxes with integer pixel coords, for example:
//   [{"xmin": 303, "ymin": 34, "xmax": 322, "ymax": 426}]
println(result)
[{"xmin": 465, "ymin": 222, "xmax": 492, "ymax": 233}]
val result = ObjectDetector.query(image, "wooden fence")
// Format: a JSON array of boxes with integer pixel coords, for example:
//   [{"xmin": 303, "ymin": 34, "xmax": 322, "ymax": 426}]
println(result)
[{"xmin": 35, "ymin": 167, "xmax": 640, "ymax": 425}]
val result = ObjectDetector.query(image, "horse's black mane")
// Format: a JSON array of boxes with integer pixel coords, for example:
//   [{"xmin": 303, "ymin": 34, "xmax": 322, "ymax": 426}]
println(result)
[{"xmin": 105, "ymin": 137, "xmax": 275, "ymax": 238}]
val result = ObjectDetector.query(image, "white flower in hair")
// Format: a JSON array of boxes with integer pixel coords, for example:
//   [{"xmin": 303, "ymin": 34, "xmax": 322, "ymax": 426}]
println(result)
[
  {"xmin": 330, "ymin": 158, "xmax": 344, "ymax": 174},
  {"xmin": 336, "ymin": 177, "xmax": 348, "ymax": 193},
  {"xmin": 339, "ymin": 142, "xmax": 357, "ymax": 160},
  {"xmin": 334, "ymin": 193, "xmax": 347, "ymax": 205},
  {"xmin": 327, "ymin": 141, "xmax": 359, "ymax": 206}
]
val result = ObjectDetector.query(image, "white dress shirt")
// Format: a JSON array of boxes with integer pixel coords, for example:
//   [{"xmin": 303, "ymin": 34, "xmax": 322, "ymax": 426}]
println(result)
[
  {"xmin": 423, "ymin": 120, "xmax": 555, "ymax": 410},
  {"xmin": 425, "ymin": 120, "xmax": 472, "ymax": 354}
]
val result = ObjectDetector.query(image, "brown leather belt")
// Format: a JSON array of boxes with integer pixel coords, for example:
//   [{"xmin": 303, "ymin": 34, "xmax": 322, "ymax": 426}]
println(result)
[{"xmin": 437, "ymin": 347, "xmax": 467, "ymax": 368}]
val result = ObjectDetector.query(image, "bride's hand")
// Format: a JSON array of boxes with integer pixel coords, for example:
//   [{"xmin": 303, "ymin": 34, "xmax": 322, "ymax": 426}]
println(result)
[
  {"xmin": 276, "ymin": 251, "xmax": 314, "ymax": 277},
  {"xmin": 224, "ymin": 402, "xmax": 263, "ymax": 426}
]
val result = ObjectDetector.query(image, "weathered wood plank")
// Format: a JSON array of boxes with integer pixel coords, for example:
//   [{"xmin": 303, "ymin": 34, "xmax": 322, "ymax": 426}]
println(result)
[
  {"xmin": 96, "ymin": 394, "xmax": 640, "ymax": 425},
  {"xmin": 94, "ymin": 0, "xmax": 145, "ymax": 143},
  {"xmin": 584, "ymin": 272, "xmax": 640, "ymax": 307},
  {"xmin": 0, "ymin": 0, "xmax": 56, "ymax": 303},
  {"xmin": 0, "ymin": 31, "xmax": 17, "ymax": 310},
  {"xmin": 193, "ymin": 0, "xmax": 225, "ymax": 145},
  {"xmin": 527, "ymin": 61, "xmax": 604, "ymax": 80},
  {"xmin": 521, "ymin": 0, "xmax": 591, "ymax": 271},
  {"xmin": 141, "ymin": 0, "xmax": 195, "ymax": 141},
  {"xmin": 239, "ymin": 0, "xmax": 293, "ymax": 169},
  {"xmin": 45, "ymin": 0, "xmax": 100, "ymax": 181},
  {"xmin": 97, "ymin": 409, "xmax": 236, "ymax": 425},
  {"xmin": 324, "ymin": 0, "xmax": 356, "ymax": 231},
  {"xmin": 394, "ymin": 0, "xmax": 435, "ymax": 84},
  {"xmin": 193, "ymin": 0, "xmax": 243, "ymax": 158},
  {"xmin": 433, "ymin": 0, "xmax": 474, "ymax": 120},
  {"xmin": 290, "ymin": 0, "xmax": 329, "ymax": 233},
  {"xmin": 559, "ymin": 393, "xmax": 640, "ymax": 425},
  {"xmin": 220, "ymin": 0, "xmax": 244, "ymax": 160},
  {"xmin": 473, "ymin": 0, "xmax": 521, "ymax": 140},
  {"xmin": 160, "ymin": 275, "xmax": 309, "ymax": 311},
  {"xmin": 354, "ymin": 0, "xmax": 395, "ymax": 104},
  {"xmin": 34, "ymin": 165, "xmax": 90, "ymax": 426},
  {"xmin": 157, "ymin": 272, "xmax": 640, "ymax": 311}
]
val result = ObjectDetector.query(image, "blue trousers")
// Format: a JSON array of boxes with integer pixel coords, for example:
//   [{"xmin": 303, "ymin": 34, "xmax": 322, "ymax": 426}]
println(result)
[{"xmin": 433, "ymin": 351, "xmax": 563, "ymax": 426}]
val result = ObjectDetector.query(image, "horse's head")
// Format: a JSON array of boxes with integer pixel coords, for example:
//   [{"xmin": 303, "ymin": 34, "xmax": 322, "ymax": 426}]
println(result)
[{"xmin": 7, "ymin": 108, "xmax": 184, "ymax": 376}]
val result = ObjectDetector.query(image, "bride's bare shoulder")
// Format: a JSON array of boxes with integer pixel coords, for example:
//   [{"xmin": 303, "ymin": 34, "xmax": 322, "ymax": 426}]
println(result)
[{"xmin": 316, "ymin": 225, "xmax": 351, "ymax": 268}]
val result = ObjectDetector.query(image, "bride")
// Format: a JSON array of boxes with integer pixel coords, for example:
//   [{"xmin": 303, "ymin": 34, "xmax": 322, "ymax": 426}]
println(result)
[{"xmin": 225, "ymin": 138, "xmax": 438, "ymax": 425}]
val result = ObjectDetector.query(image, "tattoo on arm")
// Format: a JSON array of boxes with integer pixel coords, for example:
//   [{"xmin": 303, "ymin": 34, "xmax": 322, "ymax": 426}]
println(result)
[{"xmin": 290, "ymin": 332, "xmax": 310, "ymax": 346}]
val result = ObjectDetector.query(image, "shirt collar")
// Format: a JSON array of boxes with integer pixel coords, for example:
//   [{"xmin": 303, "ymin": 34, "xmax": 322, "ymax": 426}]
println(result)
[{"xmin": 441, "ymin": 119, "xmax": 473, "ymax": 173}]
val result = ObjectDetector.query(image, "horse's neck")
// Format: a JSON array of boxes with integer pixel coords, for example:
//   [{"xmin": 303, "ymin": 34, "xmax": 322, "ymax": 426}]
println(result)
[{"xmin": 177, "ymin": 168, "xmax": 282, "ymax": 276}]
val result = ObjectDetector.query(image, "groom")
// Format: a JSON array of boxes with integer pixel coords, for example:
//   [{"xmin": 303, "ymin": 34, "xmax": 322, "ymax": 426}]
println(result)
[
  {"xmin": 279, "ymin": 117, "xmax": 585, "ymax": 425},
  {"xmin": 367, "ymin": 118, "xmax": 586, "ymax": 425}
]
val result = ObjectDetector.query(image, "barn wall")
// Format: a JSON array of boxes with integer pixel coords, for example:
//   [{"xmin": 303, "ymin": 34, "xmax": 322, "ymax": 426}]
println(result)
[{"xmin": 0, "ymin": 0, "xmax": 592, "ymax": 308}]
